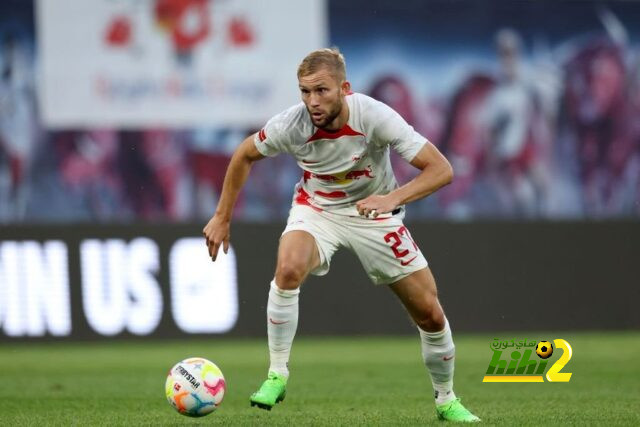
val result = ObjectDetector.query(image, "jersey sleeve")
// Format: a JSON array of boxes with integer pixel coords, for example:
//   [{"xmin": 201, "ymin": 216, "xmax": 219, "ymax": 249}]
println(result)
[
  {"xmin": 253, "ymin": 113, "xmax": 291, "ymax": 157},
  {"xmin": 371, "ymin": 101, "xmax": 428, "ymax": 163}
]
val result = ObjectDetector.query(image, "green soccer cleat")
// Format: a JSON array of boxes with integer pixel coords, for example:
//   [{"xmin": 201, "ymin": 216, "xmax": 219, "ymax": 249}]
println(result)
[
  {"xmin": 250, "ymin": 371, "xmax": 287, "ymax": 411},
  {"xmin": 436, "ymin": 398, "xmax": 481, "ymax": 423}
]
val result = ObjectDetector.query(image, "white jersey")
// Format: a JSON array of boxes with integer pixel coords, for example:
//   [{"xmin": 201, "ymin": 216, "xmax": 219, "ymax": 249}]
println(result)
[{"xmin": 253, "ymin": 92, "xmax": 428, "ymax": 217}]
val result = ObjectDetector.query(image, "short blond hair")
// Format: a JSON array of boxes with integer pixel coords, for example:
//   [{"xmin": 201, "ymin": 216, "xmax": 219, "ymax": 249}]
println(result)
[{"xmin": 297, "ymin": 47, "xmax": 346, "ymax": 82}]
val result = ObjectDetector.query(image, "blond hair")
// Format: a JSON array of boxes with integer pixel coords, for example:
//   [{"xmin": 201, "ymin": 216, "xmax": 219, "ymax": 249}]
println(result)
[{"xmin": 297, "ymin": 47, "xmax": 346, "ymax": 82}]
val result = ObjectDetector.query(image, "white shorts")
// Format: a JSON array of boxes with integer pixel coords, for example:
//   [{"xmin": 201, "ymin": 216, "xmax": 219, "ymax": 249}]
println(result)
[{"xmin": 282, "ymin": 205, "xmax": 428, "ymax": 285}]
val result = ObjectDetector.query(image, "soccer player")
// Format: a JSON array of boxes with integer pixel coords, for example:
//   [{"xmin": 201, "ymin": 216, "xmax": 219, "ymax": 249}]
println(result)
[{"xmin": 203, "ymin": 48, "xmax": 480, "ymax": 423}]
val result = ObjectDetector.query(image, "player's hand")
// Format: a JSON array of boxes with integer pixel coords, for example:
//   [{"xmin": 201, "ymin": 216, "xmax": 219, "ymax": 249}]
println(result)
[
  {"xmin": 202, "ymin": 214, "xmax": 230, "ymax": 262},
  {"xmin": 356, "ymin": 194, "xmax": 398, "ymax": 218}
]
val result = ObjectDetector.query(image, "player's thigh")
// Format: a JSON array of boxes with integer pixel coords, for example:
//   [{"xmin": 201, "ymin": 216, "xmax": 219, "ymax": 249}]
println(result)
[
  {"xmin": 348, "ymin": 220, "xmax": 427, "ymax": 286},
  {"xmin": 275, "ymin": 230, "xmax": 321, "ymax": 287},
  {"xmin": 280, "ymin": 205, "xmax": 342, "ymax": 280},
  {"xmin": 388, "ymin": 267, "xmax": 445, "ymax": 331}
]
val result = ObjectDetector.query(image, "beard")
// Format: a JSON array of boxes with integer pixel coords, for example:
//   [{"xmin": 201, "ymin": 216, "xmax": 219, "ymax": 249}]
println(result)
[{"xmin": 308, "ymin": 98, "xmax": 343, "ymax": 129}]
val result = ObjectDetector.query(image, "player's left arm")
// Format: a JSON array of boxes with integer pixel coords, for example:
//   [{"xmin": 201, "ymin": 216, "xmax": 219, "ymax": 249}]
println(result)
[{"xmin": 356, "ymin": 142, "xmax": 453, "ymax": 217}]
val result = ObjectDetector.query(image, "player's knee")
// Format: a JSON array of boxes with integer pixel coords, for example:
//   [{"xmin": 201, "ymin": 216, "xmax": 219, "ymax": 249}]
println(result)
[
  {"xmin": 274, "ymin": 261, "xmax": 307, "ymax": 289},
  {"xmin": 414, "ymin": 304, "xmax": 446, "ymax": 332}
]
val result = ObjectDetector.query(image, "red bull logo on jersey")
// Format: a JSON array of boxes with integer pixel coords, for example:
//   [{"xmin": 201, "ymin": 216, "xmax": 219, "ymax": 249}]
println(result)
[
  {"xmin": 345, "ymin": 167, "xmax": 374, "ymax": 180},
  {"xmin": 303, "ymin": 166, "xmax": 375, "ymax": 185}
]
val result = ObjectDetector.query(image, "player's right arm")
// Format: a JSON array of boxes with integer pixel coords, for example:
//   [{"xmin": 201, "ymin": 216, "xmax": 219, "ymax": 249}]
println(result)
[{"xmin": 203, "ymin": 134, "xmax": 265, "ymax": 261}]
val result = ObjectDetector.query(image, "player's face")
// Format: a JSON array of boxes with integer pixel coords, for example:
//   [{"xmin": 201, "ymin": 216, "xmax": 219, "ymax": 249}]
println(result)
[{"xmin": 299, "ymin": 67, "xmax": 350, "ymax": 130}]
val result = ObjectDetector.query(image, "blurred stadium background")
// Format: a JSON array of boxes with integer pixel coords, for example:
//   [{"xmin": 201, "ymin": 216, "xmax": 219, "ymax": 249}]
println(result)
[{"xmin": 1, "ymin": 0, "xmax": 638, "ymax": 424}]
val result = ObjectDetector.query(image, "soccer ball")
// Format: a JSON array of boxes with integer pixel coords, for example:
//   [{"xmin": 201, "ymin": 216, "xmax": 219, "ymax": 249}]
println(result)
[
  {"xmin": 535, "ymin": 341, "xmax": 554, "ymax": 359},
  {"xmin": 165, "ymin": 357, "xmax": 226, "ymax": 417}
]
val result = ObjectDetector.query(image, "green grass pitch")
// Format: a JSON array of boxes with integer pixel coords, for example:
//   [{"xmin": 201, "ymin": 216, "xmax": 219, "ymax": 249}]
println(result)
[{"xmin": 0, "ymin": 332, "xmax": 638, "ymax": 425}]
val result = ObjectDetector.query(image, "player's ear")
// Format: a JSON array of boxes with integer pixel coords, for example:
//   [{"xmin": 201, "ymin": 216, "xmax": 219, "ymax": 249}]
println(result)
[{"xmin": 341, "ymin": 80, "xmax": 351, "ymax": 95}]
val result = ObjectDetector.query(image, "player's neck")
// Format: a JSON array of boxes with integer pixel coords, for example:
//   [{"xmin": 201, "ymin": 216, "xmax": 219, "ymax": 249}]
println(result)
[{"xmin": 320, "ymin": 100, "xmax": 350, "ymax": 132}]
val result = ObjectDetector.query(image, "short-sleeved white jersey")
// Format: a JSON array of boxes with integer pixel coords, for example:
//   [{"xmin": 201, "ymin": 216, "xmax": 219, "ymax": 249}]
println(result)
[{"xmin": 254, "ymin": 92, "xmax": 428, "ymax": 217}]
